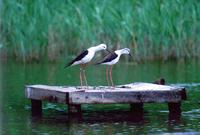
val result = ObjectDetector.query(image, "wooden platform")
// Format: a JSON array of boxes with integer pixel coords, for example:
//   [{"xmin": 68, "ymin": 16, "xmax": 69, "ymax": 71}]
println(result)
[{"xmin": 25, "ymin": 82, "xmax": 187, "ymax": 116}]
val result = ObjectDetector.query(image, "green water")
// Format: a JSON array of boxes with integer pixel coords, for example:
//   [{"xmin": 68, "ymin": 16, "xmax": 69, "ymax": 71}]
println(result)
[{"xmin": 1, "ymin": 60, "xmax": 200, "ymax": 134}]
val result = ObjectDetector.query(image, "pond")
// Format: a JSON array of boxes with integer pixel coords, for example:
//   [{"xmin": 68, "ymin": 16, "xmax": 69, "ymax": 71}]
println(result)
[{"xmin": 0, "ymin": 59, "xmax": 200, "ymax": 134}]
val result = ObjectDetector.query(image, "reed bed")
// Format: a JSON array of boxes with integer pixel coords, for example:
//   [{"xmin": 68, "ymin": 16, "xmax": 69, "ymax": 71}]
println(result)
[{"xmin": 1, "ymin": 0, "xmax": 200, "ymax": 62}]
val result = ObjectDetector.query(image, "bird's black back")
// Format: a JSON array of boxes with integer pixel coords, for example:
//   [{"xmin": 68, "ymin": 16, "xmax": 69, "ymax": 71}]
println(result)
[
  {"xmin": 65, "ymin": 50, "xmax": 89, "ymax": 67},
  {"xmin": 96, "ymin": 52, "xmax": 118, "ymax": 64}
]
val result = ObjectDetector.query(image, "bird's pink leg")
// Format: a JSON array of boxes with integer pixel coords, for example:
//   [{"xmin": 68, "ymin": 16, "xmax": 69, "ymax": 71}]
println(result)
[
  {"xmin": 109, "ymin": 66, "xmax": 114, "ymax": 88},
  {"xmin": 106, "ymin": 66, "xmax": 110, "ymax": 87},
  {"xmin": 79, "ymin": 65, "xmax": 83, "ymax": 88},
  {"xmin": 82, "ymin": 64, "xmax": 88, "ymax": 88}
]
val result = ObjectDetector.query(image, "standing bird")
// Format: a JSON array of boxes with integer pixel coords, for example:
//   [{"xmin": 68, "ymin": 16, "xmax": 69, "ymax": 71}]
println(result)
[
  {"xmin": 65, "ymin": 44, "xmax": 108, "ymax": 88},
  {"xmin": 96, "ymin": 48, "xmax": 131, "ymax": 87}
]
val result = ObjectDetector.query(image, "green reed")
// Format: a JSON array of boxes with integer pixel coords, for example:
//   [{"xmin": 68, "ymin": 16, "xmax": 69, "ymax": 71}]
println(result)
[{"xmin": 1, "ymin": 0, "xmax": 200, "ymax": 62}]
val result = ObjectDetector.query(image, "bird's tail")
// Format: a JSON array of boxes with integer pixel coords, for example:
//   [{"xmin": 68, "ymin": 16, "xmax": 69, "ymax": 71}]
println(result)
[
  {"xmin": 64, "ymin": 62, "xmax": 72, "ymax": 68},
  {"xmin": 64, "ymin": 64, "xmax": 69, "ymax": 68}
]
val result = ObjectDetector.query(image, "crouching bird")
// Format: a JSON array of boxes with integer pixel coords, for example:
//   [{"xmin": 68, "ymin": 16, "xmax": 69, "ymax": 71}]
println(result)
[
  {"xmin": 154, "ymin": 78, "xmax": 165, "ymax": 85},
  {"xmin": 96, "ymin": 48, "xmax": 131, "ymax": 87},
  {"xmin": 65, "ymin": 44, "xmax": 108, "ymax": 88}
]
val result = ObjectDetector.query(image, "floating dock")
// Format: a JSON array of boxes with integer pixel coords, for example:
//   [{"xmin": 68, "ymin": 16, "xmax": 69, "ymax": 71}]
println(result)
[{"xmin": 25, "ymin": 82, "xmax": 187, "ymax": 116}]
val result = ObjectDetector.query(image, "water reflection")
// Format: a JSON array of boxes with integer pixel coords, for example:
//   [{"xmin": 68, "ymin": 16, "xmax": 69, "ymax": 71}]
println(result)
[
  {"xmin": 30, "ymin": 109, "xmax": 184, "ymax": 133},
  {"xmin": 31, "ymin": 110, "xmax": 146, "ymax": 124}
]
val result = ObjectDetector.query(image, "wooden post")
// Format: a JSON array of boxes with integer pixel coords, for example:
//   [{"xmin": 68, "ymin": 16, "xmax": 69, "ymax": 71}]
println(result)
[
  {"xmin": 130, "ymin": 103, "xmax": 143, "ymax": 113},
  {"xmin": 68, "ymin": 104, "xmax": 81, "ymax": 114},
  {"xmin": 130, "ymin": 103, "xmax": 144, "ymax": 122},
  {"xmin": 31, "ymin": 99, "xmax": 42, "ymax": 116},
  {"xmin": 168, "ymin": 102, "xmax": 181, "ymax": 114}
]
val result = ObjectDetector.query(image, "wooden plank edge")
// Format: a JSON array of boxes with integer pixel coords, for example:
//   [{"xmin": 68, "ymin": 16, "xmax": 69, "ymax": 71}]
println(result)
[{"xmin": 25, "ymin": 86, "xmax": 66, "ymax": 103}]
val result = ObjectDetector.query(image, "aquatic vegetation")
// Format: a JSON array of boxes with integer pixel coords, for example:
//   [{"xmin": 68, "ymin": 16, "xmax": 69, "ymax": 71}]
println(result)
[{"xmin": 1, "ymin": 0, "xmax": 200, "ymax": 62}]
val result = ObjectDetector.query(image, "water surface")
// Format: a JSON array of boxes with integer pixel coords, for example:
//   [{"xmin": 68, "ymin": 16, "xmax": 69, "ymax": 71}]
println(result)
[{"xmin": 0, "ymin": 60, "xmax": 200, "ymax": 134}]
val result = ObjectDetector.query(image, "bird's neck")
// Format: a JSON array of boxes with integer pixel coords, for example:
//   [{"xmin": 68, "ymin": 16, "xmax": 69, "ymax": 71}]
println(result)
[{"xmin": 115, "ymin": 50, "xmax": 123, "ymax": 56}]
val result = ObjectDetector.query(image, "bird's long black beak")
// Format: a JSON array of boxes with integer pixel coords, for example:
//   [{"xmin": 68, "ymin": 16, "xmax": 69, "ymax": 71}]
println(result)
[
  {"xmin": 106, "ymin": 49, "xmax": 112, "ymax": 54},
  {"xmin": 128, "ymin": 54, "xmax": 133, "ymax": 60}
]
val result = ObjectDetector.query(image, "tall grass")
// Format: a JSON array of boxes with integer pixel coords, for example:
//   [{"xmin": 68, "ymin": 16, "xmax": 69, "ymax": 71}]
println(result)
[{"xmin": 1, "ymin": 0, "xmax": 200, "ymax": 62}]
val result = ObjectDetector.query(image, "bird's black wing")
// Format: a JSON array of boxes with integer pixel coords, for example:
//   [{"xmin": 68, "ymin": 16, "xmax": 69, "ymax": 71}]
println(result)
[
  {"xmin": 65, "ymin": 50, "xmax": 89, "ymax": 67},
  {"xmin": 96, "ymin": 52, "xmax": 118, "ymax": 64}
]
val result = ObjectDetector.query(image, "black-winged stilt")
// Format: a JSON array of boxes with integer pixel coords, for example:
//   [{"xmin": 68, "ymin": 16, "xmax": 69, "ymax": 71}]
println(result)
[
  {"xmin": 96, "ymin": 48, "xmax": 131, "ymax": 87},
  {"xmin": 65, "ymin": 44, "xmax": 108, "ymax": 88}
]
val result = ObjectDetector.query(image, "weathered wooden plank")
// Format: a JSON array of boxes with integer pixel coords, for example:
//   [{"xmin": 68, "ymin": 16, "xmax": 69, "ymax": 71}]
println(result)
[
  {"xmin": 25, "ymin": 83, "xmax": 186, "ymax": 104},
  {"xmin": 68, "ymin": 89, "xmax": 185, "ymax": 104},
  {"xmin": 25, "ymin": 85, "xmax": 85, "ymax": 92},
  {"xmin": 25, "ymin": 85, "xmax": 85, "ymax": 103},
  {"xmin": 25, "ymin": 86, "xmax": 66, "ymax": 103},
  {"xmin": 25, "ymin": 83, "xmax": 184, "ymax": 93},
  {"xmin": 119, "ymin": 82, "xmax": 182, "ymax": 91}
]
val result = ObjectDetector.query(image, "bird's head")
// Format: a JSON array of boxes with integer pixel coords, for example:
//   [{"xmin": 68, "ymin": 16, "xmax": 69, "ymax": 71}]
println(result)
[
  {"xmin": 93, "ymin": 43, "xmax": 110, "ymax": 53},
  {"xmin": 97, "ymin": 44, "xmax": 107, "ymax": 50},
  {"xmin": 90, "ymin": 43, "xmax": 112, "ymax": 53},
  {"xmin": 120, "ymin": 48, "xmax": 132, "ymax": 59},
  {"xmin": 121, "ymin": 48, "xmax": 130, "ymax": 54}
]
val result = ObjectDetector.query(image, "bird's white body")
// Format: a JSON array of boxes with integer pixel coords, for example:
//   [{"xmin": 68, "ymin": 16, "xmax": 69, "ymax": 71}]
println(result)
[
  {"xmin": 71, "ymin": 49, "xmax": 95, "ymax": 66},
  {"xmin": 71, "ymin": 44, "xmax": 107, "ymax": 66},
  {"xmin": 102, "ymin": 48, "xmax": 130, "ymax": 65},
  {"xmin": 102, "ymin": 52, "xmax": 120, "ymax": 65}
]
